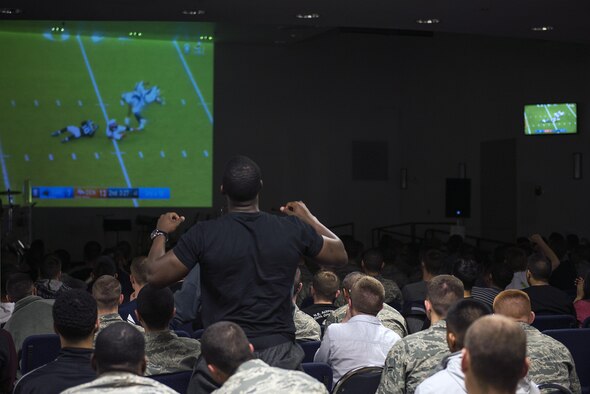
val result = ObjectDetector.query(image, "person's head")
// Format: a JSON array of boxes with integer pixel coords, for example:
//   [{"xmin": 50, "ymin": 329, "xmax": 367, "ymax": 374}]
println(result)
[
  {"xmin": 445, "ymin": 299, "xmax": 491, "ymax": 352},
  {"xmin": 201, "ymin": 321, "xmax": 254, "ymax": 384},
  {"xmin": 493, "ymin": 290, "xmax": 535, "ymax": 324},
  {"xmin": 53, "ymin": 289, "xmax": 98, "ymax": 344},
  {"xmin": 462, "ymin": 315, "xmax": 528, "ymax": 394},
  {"xmin": 452, "ymin": 258, "xmax": 481, "ymax": 292},
  {"xmin": 342, "ymin": 272, "xmax": 365, "ymax": 300},
  {"xmin": 311, "ymin": 270, "xmax": 341, "ymax": 302},
  {"xmin": 92, "ymin": 256, "xmax": 118, "ymax": 280},
  {"xmin": 92, "ymin": 322, "xmax": 146, "ymax": 375},
  {"xmin": 489, "ymin": 261, "xmax": 514, "ymax": 290},
  {"xmin": 92, "ymin": 275, "xmax": 123, "ymax": 312},
  {"xmin": 526, "ymin": 254, "xmax": 551, "ymax": 283},
  {"xmin": 505, "ymin": 247, "xmax": 527, "ymax": 273},
  {"xmin": 136, "ymin": 284, "xmax": 174, "ymax": 331},
  {"xmin": 129, "ymin": 256, "xmax": 148, "ymax": 291},
  {"xmin": 6, "ymin": 273, "xmax": 34, "ymax": 302},
  {"xmin": 40, "ymin": 254, "xmax": 62, "ymax": 280},
  {"xmin": 425, "ymin": 274, "xmax": 464, "ymax": 320},
  {"xmin": 221, "ymin": 156, "xmax": 262, "ymax": 203},
  {"xmin": 548, "ymin": 232, "xmax": 567, "ymax": 259},
  {"xmin": 361, "ymin": 248, "xmax": 385, "ymax": 274},
  {"xmin": 349, "ymin": 276, "xmax": 384, "ymax": 316},
  {"xmin": 421, "ymin": 249, "xmax": 444, "ymax": 277},
  {"xmin": 83, "ymin": 241, "xmax": 102, "ymax": 263}
]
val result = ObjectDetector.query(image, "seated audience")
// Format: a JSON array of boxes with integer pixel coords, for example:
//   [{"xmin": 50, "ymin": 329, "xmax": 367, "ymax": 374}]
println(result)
[
  {"xmin": 402, "ymin": 249, "xmax": 444, "ymax": 308},
  {"xmin": 0, "ymin": 263, "xmax": 17, "ymax": 324},
  {"xmin": 494, "ymin": 290, "xmax": 580, "ymax": 392},
  {"xmin": 451, "ymin": 258, "xmax": 481, "ymax": 298},
  {"xmin": 302, "ymin": 270, "xmax": 341, "ymax": 325},
  {"xmin": 361, "ymin": 248, "xmax": 403, "ymax": 309},
  {"xmin": 201, "ymin": 321, "xmax": 328, "ymax": 394},
  {"xmin": 62, "ymin": 323, "xmax": 177, "ymax": 393},
  {"xmin": 292, "ymin": 268, "xmax": 321, "ymax": 342},
  {"xmin": 548, "ymin": 232, "xmax": 577, "ymax": 292},
  {"xmin": 136, "ymin": 284, "xmax": 201, "ymax": 375},
  {"xmin": 92, "ymin": 275, "xmax": 144, "ymax": 336},
  {"xmin": 119, "ymin": 256, "xmax": 148, "ymax": 324},
  {"xmin": 14, "ymin": 289, "xmax": 97, "ymax": 394},
  {"xmin": 324, "ymin": 272, "xmax": 407, "ymax": 338},
  {"xmin": 376, "ymin": 275, "xmax": 464, "ymax": 394},
  {"xmin": 471, "ymin": 260, "xmax": 513, "ymax": 309},
  {"xmin": 522, "ymin": 254, "xmax": 575, "ymax": 316},
  {"xmin": 314, "ymin": 276, "xmax": 401, "ymax": 385},
  {"xmin": 505, "ymin": 246, "xmax": 529, "ymax": 290},
  {"xmin": 34, "ymin": 254, "xmax": 72, "ymax": 299},
  {"xmin": 573, "ymin": 273, "xmax": 590, "ymax": 325},
  {"xmin": 4, "ymin": 273, "xmax": 54, "ymax": 353},
  {"xmin": 0, "ymin": 328, "xmax": 16, "ymax": 393},
  {"xmin": 462, "ymin": 315, "xmax": 529, "ymax": 394}
]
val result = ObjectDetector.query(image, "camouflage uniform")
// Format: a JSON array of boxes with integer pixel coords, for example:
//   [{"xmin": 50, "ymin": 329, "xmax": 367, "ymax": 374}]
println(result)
[
  {"xmin": 212, "ymin": 359, "xmax": 328, "ymax": 394},
  {"xmin": 324, "ymin": 303, "xmax": 407, "ymax": 338},
  {"xmin": 293, "ymin": 305, "xmax": 321, "ymax": 342},
  {"xmin": 519, "ymin": 322, "xmax": 581, "ymax": 393},
  {"xmin": 376, "ymin": 320, "xmax": 449, "ymax": 394},
  {"xmin": 144, "ymin": 330, "xmax": 201, "ymax": 376},
  {"xmin": 95, "ymin": 313, "xmax": 144, "ymax": 343},
  {"xmin": 376, "ymin": 275, "xmax": 403, "ymax": 307},
  {"xmin": 61, "ymin": 371, "xmax": 178, "ymax": 393}
]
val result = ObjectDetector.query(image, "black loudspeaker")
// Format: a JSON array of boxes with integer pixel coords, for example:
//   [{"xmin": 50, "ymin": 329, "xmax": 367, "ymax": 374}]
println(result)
[{"xmin": 445, "ymin": 178, "xmax": 471, "ymax": 218}]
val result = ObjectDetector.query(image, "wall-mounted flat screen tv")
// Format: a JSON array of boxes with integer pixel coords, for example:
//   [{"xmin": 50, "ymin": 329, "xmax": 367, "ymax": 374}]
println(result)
[
  {"xmin": 524, "ymin": 103, "xmax": 577, "ymax": 135},
  {"xmin": 0, "ymin": 21, "xmax": 214, "ymax": 207}
]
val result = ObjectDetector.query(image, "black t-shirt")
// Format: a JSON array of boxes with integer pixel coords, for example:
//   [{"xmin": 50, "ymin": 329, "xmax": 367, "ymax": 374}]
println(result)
[
  {"xmin": 522, "ymin": 285, "xmax": 575, "ymax": 316},
  {"xmin": 173, "ymin": 211, "xmax": 323, "ymax": 339},
  {"xmin": 301, "ymin": 303, "xmax": 338, "ymax": 326},
  {"xmin": 13, "ymin": 348, "xmax": 95, "ymax": 394}
]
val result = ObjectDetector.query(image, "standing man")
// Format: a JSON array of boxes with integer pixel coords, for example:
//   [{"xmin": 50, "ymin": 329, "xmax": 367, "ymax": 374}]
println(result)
[{"xmin": 146, "ymin": 156, "xmax": 348, "ymax": 393}]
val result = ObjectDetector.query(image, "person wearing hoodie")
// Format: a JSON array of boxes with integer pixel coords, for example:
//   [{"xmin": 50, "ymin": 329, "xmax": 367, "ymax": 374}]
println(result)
[{"xmin": 415, "ymin": 299, "xmax": 539, "ymax": 394}]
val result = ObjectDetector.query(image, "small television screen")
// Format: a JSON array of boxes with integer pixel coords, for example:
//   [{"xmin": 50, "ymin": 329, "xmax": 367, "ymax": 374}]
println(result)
[
  {"xmin": 524, "ymin": 103, "xmax": 577, "ymax": 135},
  {"xmin": 0, "ymin": 21, "xmax": 214, "ymax": 207}
]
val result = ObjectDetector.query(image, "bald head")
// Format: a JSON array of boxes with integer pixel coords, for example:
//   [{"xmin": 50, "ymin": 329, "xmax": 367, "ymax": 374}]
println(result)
[
  {"xmin": 463, "ymin": 315, "xmax": 528, "ymax": 394},
  {"xmin": 493, "ymin": 290, "xmax": 533, "ymax": 323}
]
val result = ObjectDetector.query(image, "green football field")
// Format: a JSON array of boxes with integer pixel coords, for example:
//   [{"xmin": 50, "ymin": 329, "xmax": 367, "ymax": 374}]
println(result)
[
  {"xmin": 0, "ymin": 28, "xmax": 213, "ymax": 207},
  {"xmin": 524, "ymin": 103, "xmax": 577, "ymax": 135}
]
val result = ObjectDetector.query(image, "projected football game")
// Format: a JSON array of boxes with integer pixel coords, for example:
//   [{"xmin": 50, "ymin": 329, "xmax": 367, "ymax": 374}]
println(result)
[
  {"xmin": 0, "ymin": 22, "xmax": 214, "ymax": 207},
  {"xmin": 524, "ymin": 103, "xmax": 577, "ymax": 135}
]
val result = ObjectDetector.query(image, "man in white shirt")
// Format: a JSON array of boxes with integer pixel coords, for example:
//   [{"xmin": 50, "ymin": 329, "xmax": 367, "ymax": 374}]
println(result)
[{"xmin": 314, "ymin": 276, "xmax": 400, "ymax": 385}]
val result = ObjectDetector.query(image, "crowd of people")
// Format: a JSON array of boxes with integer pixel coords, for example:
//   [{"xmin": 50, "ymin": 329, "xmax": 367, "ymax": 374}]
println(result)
[{"xmin": 0, "ymin": 155, "xmax": 588, "ymax": 394}]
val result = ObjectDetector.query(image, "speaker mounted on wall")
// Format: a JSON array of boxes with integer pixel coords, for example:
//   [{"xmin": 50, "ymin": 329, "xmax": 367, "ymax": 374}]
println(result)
[{"xmin": 445, "ymin": 178, "xmax": 471, "ymax": 218}]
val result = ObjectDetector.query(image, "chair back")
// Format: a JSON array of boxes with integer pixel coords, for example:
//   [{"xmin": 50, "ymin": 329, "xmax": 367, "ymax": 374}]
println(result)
[
  {"xmin": 150, "ymin": 370, "xmax": 192, "ymax": 394},
  {"xmin": 332, "ymin": 366, "xmax": 383, "ymax": 394},
  {"xmin": 299, "ymin": 340, "xmax": 321, "ymax": 363},
  {"xmin": 302, "ymin": 362, "xmax": 333, "ymax": 392},
  {"xmin": 20, "ymin": 334, "xmax": 61, "ymax": 374},
  {"xmin": 532, "ymin": 315, "xmax": 577, "ymax": 331},
  {"xmin": 543, "ymin": 328, "xmax": 590, "ymax": 392}
]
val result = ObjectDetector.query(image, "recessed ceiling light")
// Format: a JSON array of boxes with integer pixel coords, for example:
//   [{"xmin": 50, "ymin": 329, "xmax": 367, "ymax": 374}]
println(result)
[
  {"xmin": 0, "ymin": 8, "xmax": 22, "ymax": 15},
  {"xmin": 531, "ymin": 26, "xmax": 554, "ymax": 32},
  {"xmin": 416, "ymin": 18, "xmax": 440, "ymax": 24},
  {"xmin": 296, "ymin": 13, "xmax": 320, "ymax": 19},
  {"xmin": 182, "ymin": 9, "xmax": 205, "ymax": 16}
]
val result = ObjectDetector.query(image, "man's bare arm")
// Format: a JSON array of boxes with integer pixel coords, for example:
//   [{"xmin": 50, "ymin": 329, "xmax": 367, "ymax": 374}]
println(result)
[
  {"xmin": 530, "ymin": 233, "xmax": 560, "ymax": 271},
  {"xmin": 280, "ymin": 201, "xmax": 348, "ymax": 267},
  {"xmin": 146, "ymin": 212, "xmax": 190, "ymax": 287}
]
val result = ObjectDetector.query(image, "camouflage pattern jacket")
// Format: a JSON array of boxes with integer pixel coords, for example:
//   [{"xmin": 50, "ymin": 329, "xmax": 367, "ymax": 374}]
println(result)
[
  {"xmin": 294, "ymin": 305, "xmax": 321, "ymax": 342},
  {"xmin": 61, "ymin": 371, "xmax": 179, "ymax": 393},
  {"xmin": 144, "ymin": 330, "xmax": 201, "ymax": 376}
]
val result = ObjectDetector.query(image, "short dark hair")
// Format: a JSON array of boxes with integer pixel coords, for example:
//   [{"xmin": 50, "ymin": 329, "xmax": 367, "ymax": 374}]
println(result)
[
  {"xmin": 426, "ymin": 274, "xmax": 464, "ymax": 317},
  {"xmin": 94, "ymin": 322, "xmax": 145, "ymax": 374},
  {"xmin": 362, "ymin": 248, "xmax": 384, "ymax": 273},
  {"xmin": 350, "ymin": 276, "xmax": 384, "ymax": 316},
  {"xmin": 452, "ymin": 259, "xmax": 481, "ymax": 291},
  {"xmin": 40, "ymin": 254, "xmax": 62, "ymax": 280},
  {"xmin": 489, "ymin": 261, "xmax": 514, "ymax": 289},
  {"xmin": 422, "ymin": 249, "xmax": 444, "ymax": 275},
  {"xmin": 222, "ymin": 156, "xmax": 262, "ymax": 202},
  {"xmin": 446, "ymin": 299, "xmax": 490, "ymax": 350},
  {"xmin": 312, "ymin": 270, "xmax": 340, "ymax": 300},
  {"xmin": 53, "ymin": 289, "xmax": 97, "ymax": 340},
  {"xmin": 7, "ymin": 273, "xmax": 34, "ymax": 302},
  {"xmin": 93, "ymin": 256, "xmax": 117, "ymax": 278},
  {"xmin": 201, "ymin": 321, "xmax": 254, "ymax": 375},
  {"xmin": 92, "ymin": 275, "xmax": 121, "ymax": 309},
  {"xmin": 130, "ymin": 256, "xmax": 149, "ymax": 287},
  {"xmin": 464, "ymin": 315, "xmax": 526, "ymax": 393},
  {"xmin": 527, "ymin": 253, "xmax": 551, "ymax": 281},
  {"xmin": 136, "ymin": 284, "xmax": 174, "ymax": 330},
  {"xmin": 505, "ymin": 247, "xmax": 527, "ymax": 272}
]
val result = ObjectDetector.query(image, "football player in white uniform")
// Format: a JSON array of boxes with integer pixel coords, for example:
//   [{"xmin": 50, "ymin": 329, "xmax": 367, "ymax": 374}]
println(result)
[
  {"xmin": 106, "ymin": 119, "xmax": 133, "ymax": 141},
  {"xmin": 51, "ymin": 120, "xmax": 98, "ymax": 143}
]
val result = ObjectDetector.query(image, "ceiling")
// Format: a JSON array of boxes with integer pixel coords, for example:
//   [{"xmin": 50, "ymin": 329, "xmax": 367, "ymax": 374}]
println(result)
[{"xmin": 1, "ymin": 0, "xmax": 589, "ymax": 45}]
